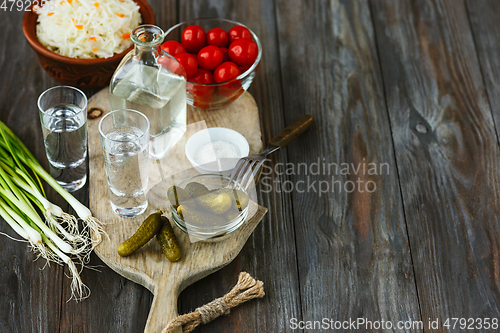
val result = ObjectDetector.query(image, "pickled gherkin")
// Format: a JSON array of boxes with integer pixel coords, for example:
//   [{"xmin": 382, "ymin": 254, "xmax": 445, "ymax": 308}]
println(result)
[
  {"xmin": 232, "ymin": 189, "xmax": 249, "ymax": 211},
  {"xmin": 184, "ymin": 182, "xmax": 210, "ymax": 198},
  {"xmin": 223, "ymin": 206, "xmax": 241, "ymax": 222},
  {"xmin": 196, "ymin": 192, "xmax": 233, "ymax": 214},
  {"xmin": 171, "ymin": 179, "xmax": 250, "ymax": 230},
  {"xmin": 167, "ymin": 185, "xmax": 191, "ymax": 208},
  {"xmin": 212, "ymin": 188, "xmax": 249, "ymax": 211},
  {"xmin": 176, "ymin": 205, "xmax": 184, "ymax": 219},
  {"xmin": 117, "ymin": 211, "xmax": 163, "ymax": 257},
  {"xmin": 177, "ymin": 204, "xmax": 227, "ymax": 226},
  {"xmin": 156, "ymin": 216, "xmax": 181, "ymax": 261}
]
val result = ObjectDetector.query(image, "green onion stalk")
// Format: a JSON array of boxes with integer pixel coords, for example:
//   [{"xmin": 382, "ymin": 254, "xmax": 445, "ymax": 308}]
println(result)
[{"xmin": 0, "ymin": 120, "xmax": 106, "ymax": 301}]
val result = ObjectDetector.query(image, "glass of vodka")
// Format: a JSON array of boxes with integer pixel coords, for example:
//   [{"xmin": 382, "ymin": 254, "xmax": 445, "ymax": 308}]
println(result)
[
  {"xmin": 109, "ymin": 25, "xmax": 187, "ymax": 160},
  {"xmin": 99, "ymin": 109, "xmax": 150, "ymax": 217},
  {"xmin": 38, "ymin": 86, "xmax": 88, "ymax": 192}
]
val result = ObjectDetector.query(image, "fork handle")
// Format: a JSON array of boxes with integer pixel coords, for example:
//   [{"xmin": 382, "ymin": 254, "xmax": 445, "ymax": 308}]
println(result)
[{"xmin": 267, "ymin": 115, "xmax": 313, "ymax": 151}]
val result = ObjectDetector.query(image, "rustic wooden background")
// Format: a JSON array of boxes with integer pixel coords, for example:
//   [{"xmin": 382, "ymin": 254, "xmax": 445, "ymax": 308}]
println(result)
[{"xmin": 1, "ymin": 0, "xmax": 500, "ymax": 332}]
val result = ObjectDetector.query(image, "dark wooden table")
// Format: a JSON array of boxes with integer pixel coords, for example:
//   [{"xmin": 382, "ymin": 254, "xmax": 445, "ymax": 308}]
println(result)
[{"xmin": 2, "ymin": 0, "xmax": 500, "ymax": 332}]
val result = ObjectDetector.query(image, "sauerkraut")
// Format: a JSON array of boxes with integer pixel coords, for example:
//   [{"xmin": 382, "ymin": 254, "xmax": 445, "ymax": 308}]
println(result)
[{"xmin": 35, "ymin": 0, "xmax": 142, "ymax": 59}]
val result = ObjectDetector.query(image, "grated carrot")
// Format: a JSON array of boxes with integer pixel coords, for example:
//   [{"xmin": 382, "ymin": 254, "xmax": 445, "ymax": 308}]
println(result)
[
  {"xmin": 116, "ymin": 13, "xmax": 125, "ymax": 18},
  {"xmin": 89, "ymin": 37, "xmax": 97, "ymax": 42},
  {"xmin": 47, "ymin": 12, "xmax": 54, "ymax": 16},
  {"xmin": 67, "ymin": 0, "xmax": 72, "ymax": 3},
  {"xmin": 122, "ymin": 32, "xmax": 130, "ymax": 40},
  {"xmin": 72, "ymin": 19, "xmax": 83, "ymax": 30},
  {"xmin": 93, "ymin": 2, "xmax": 99, "ymax": 7},
  {"xmin": 92, "ymin": 48, "xmax": 98, "ymax": 52}
]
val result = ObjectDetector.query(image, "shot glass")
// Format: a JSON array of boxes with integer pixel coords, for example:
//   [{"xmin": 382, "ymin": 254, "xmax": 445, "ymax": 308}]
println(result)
[
  {"xmin": 99, "ymin": 109, "xmax": 150, "ymax": 217},
  {"xmin": 38, "ymin": 86, "xmax": 88, "ymax": 192}
]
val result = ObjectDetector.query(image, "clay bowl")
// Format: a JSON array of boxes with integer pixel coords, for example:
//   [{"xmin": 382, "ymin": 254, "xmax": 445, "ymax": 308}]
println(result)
[{"xmin": 22, "ymin": 0, "xmax": 155, "ymax": 89}]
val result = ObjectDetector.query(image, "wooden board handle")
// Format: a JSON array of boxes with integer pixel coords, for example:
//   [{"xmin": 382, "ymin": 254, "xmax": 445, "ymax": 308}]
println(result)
[
  {"xmin": 144, "ymin": 275, "xmax": 181, "ymax": 333},
  {"xmin": 268, "ymin": 114, "xmax": 313, "ymax": 150}
]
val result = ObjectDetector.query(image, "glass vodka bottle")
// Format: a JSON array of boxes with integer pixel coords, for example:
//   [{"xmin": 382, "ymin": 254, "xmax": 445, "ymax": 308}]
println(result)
[{"xmin": 109, "ymin": 25, "xmax": 187, "ymax": 160}]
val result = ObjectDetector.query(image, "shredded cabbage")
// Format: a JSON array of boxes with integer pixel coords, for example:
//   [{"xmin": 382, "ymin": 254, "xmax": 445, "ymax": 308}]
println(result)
[{"xmin": 36, "ymin": 0, "xmax": 142, "ymax": 59}]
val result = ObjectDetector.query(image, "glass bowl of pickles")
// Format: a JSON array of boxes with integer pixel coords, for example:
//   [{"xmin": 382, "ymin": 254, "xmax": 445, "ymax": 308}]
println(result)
[{"xmin": 167, "ymin": 174, "xmax": 249, "ymax": 240}]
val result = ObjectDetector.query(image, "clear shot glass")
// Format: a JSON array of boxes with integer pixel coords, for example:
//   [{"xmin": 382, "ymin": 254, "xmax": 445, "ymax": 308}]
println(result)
[
  {"xmin": 38, "ymin": 86, "xmax": 88, "ymax": 192},
  {"xmin": 99, "ymin": 109, "xmax": 150, "ymax": 217}
]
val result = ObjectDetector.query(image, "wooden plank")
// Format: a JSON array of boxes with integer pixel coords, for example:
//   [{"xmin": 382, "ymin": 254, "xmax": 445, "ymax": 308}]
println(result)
[
  {"xmin": 0, "ymin": 9, "xmax": 65, "ymax": 333},
  {"xmin": 274, "ymin": 0, "xmax": 421, "ymax": 330},
  {"xmin": 177, "ymin": 1, "xmax": 303, "ymax": 333},
  {"xmin": 466, "ymin": 0, "xmax": 500, "ymax": 138},
  {"xmin": 371, "ymin": 0, "xmax": 500, "ymax": 326}
]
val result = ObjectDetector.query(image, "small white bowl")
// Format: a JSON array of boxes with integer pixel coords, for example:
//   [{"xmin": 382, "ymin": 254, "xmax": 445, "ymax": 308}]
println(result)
[{"xmin": 185, "ymin": 127, "xmax": 250, "ymax": 175}]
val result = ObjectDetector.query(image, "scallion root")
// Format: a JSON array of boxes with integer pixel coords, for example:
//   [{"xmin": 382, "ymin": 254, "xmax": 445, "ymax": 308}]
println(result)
[
  {"xmin": 66, "ymin": 260, "xmax": 91, "ymax": 302},
  {"xmin": 85, "ymin": 216, "xmax": 108, "ymax": 247},
  {"xmin": 61, "ymin": 212, "xmax": 80, "ymax": 234}
]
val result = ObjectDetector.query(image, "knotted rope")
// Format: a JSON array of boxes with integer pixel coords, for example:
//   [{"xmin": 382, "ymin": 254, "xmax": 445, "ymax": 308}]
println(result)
[{"xmin": 162, "ymin": 272, "xmax": 265, "ymax": 333}]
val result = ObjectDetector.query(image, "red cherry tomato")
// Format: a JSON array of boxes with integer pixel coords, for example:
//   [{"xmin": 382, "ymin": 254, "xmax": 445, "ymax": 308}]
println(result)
[
  {"xmin": 197, "ymin": 45, "xmax": 223, "ymax": 71},
  {"xmin": 213, "ymin": 61, "xmax": 241, "ymax": 83},
  {"xmin": 174, "ymin": 53, "xmax": 198, "ymax": 78},
  {"xmin": 228, "ymin": 38, "xmax": 258, "ymax": 67},
  {"xmin": 229, "ymin": 89, "xmax": 245, "ymax": 101},
  {"xmin": 239, "ymin": 65, "xmax": 251, "ymax": 73},
  {"xmin": 161, "ymin": 40, "xmax": 186, "ymax": 56},
  {"xmin": 188, "ymin": 68, "xmax": 216, "ymax": 107},
  {"xmin": 217, "ymin": 81, "xmax": 243, "ymax": 99},
  {"xmin": 181, "ymin": 25, "xmax": 206, "ymax": 53},
  {"xmin": 206, "ymin": 27, "xmax": 229, "ymax": 47},
  {"xmin": 220, "ymin": 47, "xmax": 229, "ymax": 61},
  {"xmin": 193, "ymin": 97, "xmax": 214, "ymax": 109},
  {"xmin": 189, "ymin": 69, "xmax": 215, "ymax": 95},
  {"xmin": 228, "ymin": 26, "xmax": 252, "ymax": 43},
  {"xmin": 192, "ymin": 89, "xmax": 215, "ymax": 108},
  {"xmin": 158, "ymin": 55, "xmax": 187, "ymax": 79},
  {"xmin": 190, "ymin": 68, "xmax": 214, "ymax": 84}
]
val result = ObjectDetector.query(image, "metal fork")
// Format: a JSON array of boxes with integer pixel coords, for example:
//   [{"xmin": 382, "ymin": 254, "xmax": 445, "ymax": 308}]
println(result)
[{"xmin": 229, "ymin": 115, "xmax": 314, "ymax": 189}]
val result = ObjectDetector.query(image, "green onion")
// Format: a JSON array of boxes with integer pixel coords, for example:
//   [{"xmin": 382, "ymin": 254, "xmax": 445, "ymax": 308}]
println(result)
[
  {"xmin": 0, "ymin": 120, "xmax": 105, "ymax": 301},
  {"xmin": 0, "ymin": 197, "xmax": 41, "ymax": 244}
]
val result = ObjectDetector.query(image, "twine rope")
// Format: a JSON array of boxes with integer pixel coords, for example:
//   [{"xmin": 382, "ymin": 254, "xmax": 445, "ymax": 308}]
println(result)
[{"xmin": 162, "ymin": 272, "xmax": 265, "ymax": 333}]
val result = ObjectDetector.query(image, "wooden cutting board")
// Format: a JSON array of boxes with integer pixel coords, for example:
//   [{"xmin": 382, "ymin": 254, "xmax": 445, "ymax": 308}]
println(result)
[{"xmin": 87, "ymin": 88, "xmax": 267, "ymax": 333}]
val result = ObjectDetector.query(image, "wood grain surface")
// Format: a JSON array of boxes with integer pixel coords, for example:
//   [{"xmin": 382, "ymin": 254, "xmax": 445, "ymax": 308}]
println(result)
[
  {"xmin": 371, "ymin": 0, "xmax": 500, "ymax": 325},
  {"xmin": 2, "ymin": 0, "xmax": 500, "ymax": 332},
  {"xmin": 274, "ymin": 0, "xmax": 421, "ymax": 330},
  {"xmin": 467, "ymin": 0, "xmax": 500, "ymax": 137}
]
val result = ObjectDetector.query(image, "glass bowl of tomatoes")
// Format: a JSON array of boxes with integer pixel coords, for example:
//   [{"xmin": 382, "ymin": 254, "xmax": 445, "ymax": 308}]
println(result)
[{"xmin": 163, "ymin": 18, "xmax": 262, "ymax": 110}]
